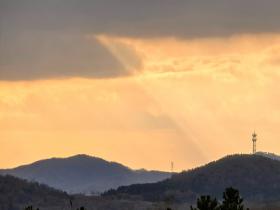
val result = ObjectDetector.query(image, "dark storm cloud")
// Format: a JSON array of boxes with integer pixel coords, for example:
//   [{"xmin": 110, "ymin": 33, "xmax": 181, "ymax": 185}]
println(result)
[
  {"xmin": 1, "ymin": 0, "xmax": 280, "ymax": 80},
  {"xmin": 0, "ymin": 31, "xmax": 128, "ymax": 80},
  {"xmin": 2, "ymin": 0, "xmax": 280, "ymax": 38}
]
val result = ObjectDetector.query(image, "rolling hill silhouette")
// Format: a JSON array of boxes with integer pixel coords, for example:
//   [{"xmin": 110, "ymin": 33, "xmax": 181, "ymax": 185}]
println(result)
[
  {"xmin": 0, "ymin": 175, "xmax": 154, "ymax": 210},
  {"xmin": 0, "ymin": 175, "xmax": 69, "ymax": 210},
  {"xmin": 104, "ymin": 154, "xmax": 280, "ymax": 203},
  {"xmin": 0, "ymin": 155, "xmax": 171, "ymax": 194}
]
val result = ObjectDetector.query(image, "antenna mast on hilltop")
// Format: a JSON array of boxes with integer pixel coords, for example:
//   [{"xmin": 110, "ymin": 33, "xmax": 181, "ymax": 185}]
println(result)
[{"xmin": 252, "ymin": 132, "xmax": 257, "ymax": 154}]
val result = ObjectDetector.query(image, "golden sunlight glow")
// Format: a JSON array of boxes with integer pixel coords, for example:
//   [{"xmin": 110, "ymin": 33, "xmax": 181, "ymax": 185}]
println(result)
[{"xmin": 1, "ymin": 34, "xmax": 280, "ymax": 171}]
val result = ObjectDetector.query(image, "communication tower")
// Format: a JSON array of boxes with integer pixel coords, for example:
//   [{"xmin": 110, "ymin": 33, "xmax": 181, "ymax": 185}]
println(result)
[{"xmin": 252, "ymin": 132, "xmax": 257, "ymax": 154}]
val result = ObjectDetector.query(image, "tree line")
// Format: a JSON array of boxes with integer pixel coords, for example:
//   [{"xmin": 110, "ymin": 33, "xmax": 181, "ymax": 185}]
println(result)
[
  {"xmin": 24, "ymin": 187, "xmax": 249, "ymax": 210},
  {"xmin": 189, "ymin": 187, "xmax": 248, "ymax": 210}
]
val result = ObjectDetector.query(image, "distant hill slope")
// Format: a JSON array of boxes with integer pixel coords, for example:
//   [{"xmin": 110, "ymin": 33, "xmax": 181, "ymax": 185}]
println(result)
[
  {"xmin": 0, "ymin": 175, "xmax": 69, "ymax": 210},
  {"xmin": 104, "ymin": 154, "xmax": 280, "ymax": 203},
  {"xmin": 0, "ymin": 155, "xmax": 171, "ymax": 194},
  {"xmin": 0, "ymin": 175, "xmax": 154, "ymax": 210},
  {"xmin": 256, "ymin": 151, "xmax": 280, "ymax": 161}
]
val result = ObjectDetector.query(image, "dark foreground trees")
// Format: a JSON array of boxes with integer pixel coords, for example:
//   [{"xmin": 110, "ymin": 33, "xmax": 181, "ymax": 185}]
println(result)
[
  {"xmin": 190, "ymin": 187, "xmax": 249, "ymax": 210},
  {"xmin": 190, "ymin": 195, "xmax": 219, "ymax": 210},
  {"xmin": 24, "ymin": 205, "xmax": 86, "ymax": 210},
  {"xmin": 76, "ymin": 207, "xmax": 86, "ymax": 210},
  {"xmin": 24, "ymin": 206, "xmax": 39, "ymax": 210},
  {"xmin": 23, "ymin": 187, "xmax": 247, "ymax": 210},
  {"xmin": 221, "ymin": 187, "xmax": 246, "ymax": 210}
]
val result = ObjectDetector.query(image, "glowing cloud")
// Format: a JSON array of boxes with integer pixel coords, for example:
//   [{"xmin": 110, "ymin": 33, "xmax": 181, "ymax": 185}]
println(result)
[{"xmin": 1, "ymin": 34, "xmax": 280, "ymax": 171}]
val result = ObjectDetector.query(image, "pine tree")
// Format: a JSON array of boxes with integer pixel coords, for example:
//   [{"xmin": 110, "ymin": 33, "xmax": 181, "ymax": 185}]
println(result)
[
  {"xmin": 24, "ymin": 206, "xmax": 39, "ymax": 210},
  {"xmin": 76, "ymin": 207, "xmax": 86, "ymax": 210},
  {"xmin": 220, "ymin": 187, "xmax": 248, "ymax": 210},
  {"xmin": 190, "ymin": 195, "xmax": 220, "ymax": 210}
]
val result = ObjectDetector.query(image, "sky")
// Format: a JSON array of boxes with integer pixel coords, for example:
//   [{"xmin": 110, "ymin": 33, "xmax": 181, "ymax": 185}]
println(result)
[{"xmin": 1, "ymin": 0, "xmax": 280, "ymax": 171}]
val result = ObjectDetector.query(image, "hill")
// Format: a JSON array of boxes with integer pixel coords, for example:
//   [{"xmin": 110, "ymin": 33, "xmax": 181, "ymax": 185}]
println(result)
[
  {"xmin": 0, "ymin": 175, "xmax": 69, "ymax": 210},
  {"xmin": 104, "ymin": 154, "xmax": 280, "ymax": 203},
  {"xmin": 0, "ymin": 155, "xmax": 171, "ymax": 194},
  {"xmin": 0, "ymin": 175, "xmax": 155, "ymax": 210},
  {"xmin": 256, "ymin": 151, "xmax": 280, "ymax": 161}
]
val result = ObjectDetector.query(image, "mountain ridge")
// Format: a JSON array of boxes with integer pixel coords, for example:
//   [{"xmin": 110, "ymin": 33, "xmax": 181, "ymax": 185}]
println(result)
[
  {"xmin": 256, "ymin": 151, "xmax": 280, "ymax": 161},
  {"xmin": 0, "ymin": 154, "xmax": 171, "ymax": 194},
  {"xmin": 104, "ymin": 154, "xmax": 280, "ymax": 203},
  {"xmin": 0, "ymin": 174, "xmax": 154, "ymax": 210},
  {"xmin": 0, "ymin": 174, "xmax": 69, "ymax": 210}
]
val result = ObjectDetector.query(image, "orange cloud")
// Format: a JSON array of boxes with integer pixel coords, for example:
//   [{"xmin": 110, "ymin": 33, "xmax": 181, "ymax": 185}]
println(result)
[{"xmin": 1, "ymin": 34, "xmax": 280, "ymax": 171}]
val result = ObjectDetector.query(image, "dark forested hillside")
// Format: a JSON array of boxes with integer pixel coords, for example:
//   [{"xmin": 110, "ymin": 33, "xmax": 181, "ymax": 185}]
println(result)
[
  {"xmin": 104, "ymin": 154, "xmax": 280, "ymax": 203},
  {"xmin": 256, "ymin": 151, "xmax": 280, "ymax": 161},
  {"xmin": 3, "ymin": 155, "xmax": 280, "ymax": 210},
  {"xmin": 0, "ymin": 175, "xmax": 154, "ymax": 210},
  {"xmin": 0, "ymin": 155, "xmax": 171, "ymax": 194},
  {"xmin": 0, "ymin": 175, "xmax": 69, "ymax": 210}
]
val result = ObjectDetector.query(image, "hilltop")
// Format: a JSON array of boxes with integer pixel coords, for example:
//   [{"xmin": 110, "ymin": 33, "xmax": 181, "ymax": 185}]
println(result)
[
  {"xmin": 256, "ymin": 151, "xmax": 280, "ymax": 161},
  {"xmin": 104, "ymin": 154, "xmax": 280, "ymax": 203},
  {"xmin": 0, "ymin": 154, "xmax": 171, "ymax": 194}
]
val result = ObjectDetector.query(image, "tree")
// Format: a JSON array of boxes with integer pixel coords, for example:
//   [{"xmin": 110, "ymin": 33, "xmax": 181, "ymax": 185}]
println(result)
[
  {"xmin": 220, "ymin": 187, "xmax": 248, "ymax": 210},
  {"xmin": 190, "ymin": 188, "xmax": 249, "ymax": 210},
  {"xmin": 190, "ymin": 195, "xmax": 220, "ymax": 210},
  {"xmin": 24, "ymin": 206, "xmax": 39, "ymax": 210},
  {"xmin": 76, "ymin": 207, "xmax": 86, "ymax": 210}
]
